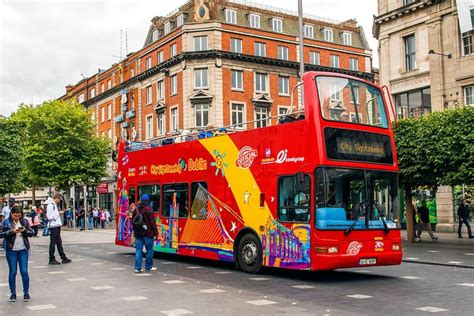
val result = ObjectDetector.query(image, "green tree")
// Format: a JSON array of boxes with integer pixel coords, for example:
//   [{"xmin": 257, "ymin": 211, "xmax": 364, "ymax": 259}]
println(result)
[
  {"xmin": 0, "ymin": 117, "xmax": 25, "ymax": 196},
  {"xmin": 394, "ymin": 107, "xmax": 474, "ymax": 243},
  {"xmin": 11, "ymin": 100, "xmax": 110, "ymax": 204}
]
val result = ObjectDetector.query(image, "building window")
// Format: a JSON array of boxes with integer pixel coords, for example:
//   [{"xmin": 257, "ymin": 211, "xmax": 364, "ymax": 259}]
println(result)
[
  {"xmin": 342, "ymin": 32, "xmax": 352, "ymax": 46},
  {"xmin": 278, "ymin": 106, "xmax": 289, "ymax": 116},
  {"xmin": 230, "ymin": 38, "xmax": 242, "ymax": 53},
  {"xmin": 146, "ymin": 57, "xmax": 152, "ymax": 70},
  {"xmin": 108, "ymin": 128, "xmax": 112, "ymax": 140},
  {"xmin": 152, "ymin": 29, "xmax": 158, "ymax": 42},
  {"xmin": 330, "ymin": 54, "xmax": 339, "ymax": 68},
  {"xmin": 255, "ymin": 73, "xmax": 268, "ymax": 93},
  {"xmin": 90, "ymin": 88, "xmax": 95, "ymax": 98},
  {"xmin": 462, "ymin": 31, "xmax": 473, "ymax": 56},
  {"xmin": 107, "ymin": 104, "xmax": 111, "ymax": 120},
  {"xmin": 194, "ymin": 36, "xmax": 208, "ymax": 51},
  {"xmin": 272, "ymin": 18, "xmax": 283, "ymax": 33},
  {"xmin": 465, "ymin": 85, "xmax": 474, "ymax": 106},
  {"xmin": 231, "ymin": 70, "xmax": 243, "ymax": 90},
  {"xmin": 195, "ymin": 104, "xmax": 209, "ymax": 127},
  {"xmin": 254, "ymin": 42, "xmax": 266, "ymax": 57},
  {"xmin": 170, "ymin": 75, "xmax": 178, "ymax": 95},
  {"xmin": 278, "ymin": 46, "xmax": 289, "ymax": 60},
  {"xmin": 100, "ymin": 83, "xmax": 105, "ymax": 93},
  {"xmin": 146, "ymin": 85, "xmax": 152, "ymax": 104},
  {"xmin": 177, "ymin": 14, "xmax": 185, "ymax": 27},
  {"xmin": 404, "ymin": 0, "xmax": 416, "ymax": 5},
  {"xmin": 225, "ymin": 9, "xmax": 237, "ymax": 24},
  {"xmin": 170, "ymin": 43, "xmax": 177, "ymax": 58},
  {"xmin": 194, "ymin": 68, "xmax": 208, "ymax": 89},
  {"xmin": 157, "ymin": 113, "xmax": 165, "ymax": 135},
  {"xmin": 304, "ymin": 25, "xmax": 314, "ymax": 39},
  {"xmin": 145, "ymin": 115, "xmax": 153, "ymax": 139},
  {"xmin": 349, "ymin": 58, "xmax": 359, "ymax": 71},
  {"xmin": 157, "ymin": 80, "xmax": 165, "ymax": 100},
  {"xmin": 249, "ymin": 14, "xmax": 260, "ymax": 28},
  {"xmin": 255, "ymin": 107, "xmax": 269, "ymax": 128},
  {"xmin": 130, "ymin": 68, "xmax": 135, "ymax": 77},
  {"xmin": 323, "ymin": 28, "xmax": 333, "ymax": 42},
  {"xmin": 170, "ymin": 108, "xmax": 178, "ymax": 131},
  {"xmin": 394, "ymin": 87, "xmax": 432, "ymax": 119},
  {"xmin": 100, "ymin": 106, "xmax": 105, "ymax": 123},
  {"xmin": 231, "ymin": 103, "xmax": 245, "ymax": 129},
  {"xmin": 404, "ymin": 34, "xmax": 416, "ymax": 71},
  {"xmin": 278, "ymin": 76, "xmax": 290, "ymax": 95},
  {"xmin": 131, "ymin": 92, "xmax": 135, "ymax": 107},
  {"xmin": 310, "ymin": 51, "xmax": 320, "ymax": 65},
  {"xmin": 78, "ymin": 94, "xmax": 84, "ymax": 103},
  {"xmin": 157, "ymin": 51, "xmax": 164, "ymax": 64},
  {"xmin": 164, "ymin": 22, "xmax": 171, "ymax": 35},
  {"xmin": 107, "ymin": 80, "xmax": 111, "ymax": 90}
]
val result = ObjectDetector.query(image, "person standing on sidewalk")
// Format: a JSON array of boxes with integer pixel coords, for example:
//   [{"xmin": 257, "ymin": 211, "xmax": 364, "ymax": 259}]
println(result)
[
  {"xmin": 45, "ymin": 193, "xmax": 71, "ymax": 265},
  {"xmin": 416, "ymin": 200, "xmax": 438, "ymax": 242},
  {"xmin": 457, "ymin": 199, "xmax": 473, "ymax": 238},
  {"xmin": 0, "ymin": 205, "xmax": 34, "ymax": 302},
  {"xmin": 131, "ymin": 194, "xmax": 158, "ymax": 273},
  {"xmin": 28, "ymin": 206, "xmax": 39, "ymax": 237}
]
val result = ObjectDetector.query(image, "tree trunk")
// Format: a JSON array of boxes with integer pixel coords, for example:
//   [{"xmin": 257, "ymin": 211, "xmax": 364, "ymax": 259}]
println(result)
[
  {"xmin": 64, "ymin": 186, "xmax": 71, "ymax": 208},
  {"xmin": 31, "ymin": 182, "xmax": 36, "ymax": 207},
  {"xmin": 405, "ymin": 187, "xmax": 415, "ymax": 244}
]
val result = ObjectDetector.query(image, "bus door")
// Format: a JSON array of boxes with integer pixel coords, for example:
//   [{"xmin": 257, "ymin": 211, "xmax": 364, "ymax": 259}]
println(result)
[{"xmin": 162, "ymin": 183, "xmax": 189, "ymax": 252}]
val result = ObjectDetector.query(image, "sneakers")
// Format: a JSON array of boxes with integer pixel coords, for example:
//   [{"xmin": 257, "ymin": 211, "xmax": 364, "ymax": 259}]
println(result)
[
  {"xmin": 9, "ymin": 294, "xmax": 16, "ymax": 302},
  {"xmin": 23, "ymin": 293, "xmax": 31, "ymax": 302},
  {"xmin": 415, "ymin": 238, "xmax": 421, "ymax": 243},
  {"xmin": 49, "ymin": 260, "xmax": 60, "ymax": 265},
  {"xmin": 134, "ymin": 269, "xmax": 142, "ymax": 273},
  {"xmin": 62, "ymin": 258, "xmax": 72, "ymax": 264},
  {"xmin": 145, "ymin": 267, "xmax": 157, "ymax": 272},
  {"xmin": 432, "ymin": 236, "xmax": 438, "ymax": 241}
]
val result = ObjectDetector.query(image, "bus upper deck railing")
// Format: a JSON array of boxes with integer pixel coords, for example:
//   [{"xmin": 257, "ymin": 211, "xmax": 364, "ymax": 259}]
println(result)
[{"xmin": 124, "ymin": 110, "xmax": 305, "ymax": 152}]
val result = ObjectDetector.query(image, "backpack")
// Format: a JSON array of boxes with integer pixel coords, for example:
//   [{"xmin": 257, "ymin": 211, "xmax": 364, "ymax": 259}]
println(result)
[{"xmin": 132, "ymin": 211, "xmax": 148, "ymax": 237}]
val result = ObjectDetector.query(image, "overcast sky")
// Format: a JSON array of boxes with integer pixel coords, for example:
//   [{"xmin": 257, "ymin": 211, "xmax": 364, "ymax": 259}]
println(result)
[{"xmin": 0, "ymin": 0, "xmax": 378, "ymax": 117}]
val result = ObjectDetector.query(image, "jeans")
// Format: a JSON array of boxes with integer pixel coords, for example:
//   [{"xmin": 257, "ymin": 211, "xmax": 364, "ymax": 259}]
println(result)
[
  {"xmin": 49, "ymin": 227, "xmax": 67, "ymax": 262},
  {"xmin": 88, "ymin": 217, "xmax": 93, "ymax": 230},
  {"xmin": 134, "ymin": 236, "xmax": 154, "ymax": 271},
  {"xmin": 42, "ymin": 219, "xmax": 50, "ymax": 236},
  {"xmin": 458, "ymin": 218, "xmax": 472, "ymax": 237},
  {"xmin": 6, "ymin": 249, "xmax": 29, "ymax": 295},
  {"xmin": 79, "ymin": 218, "xmax": 85, "ymax": 230}
]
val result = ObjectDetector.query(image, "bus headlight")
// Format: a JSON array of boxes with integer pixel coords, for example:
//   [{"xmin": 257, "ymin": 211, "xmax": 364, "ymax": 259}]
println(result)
[
  {"xmin": 392, "ymin": 243, "xmax": 400, "ymax": 251},
  {"xmin": 328, "ymin": 246, "xmax": 338, "ymax": 254}
]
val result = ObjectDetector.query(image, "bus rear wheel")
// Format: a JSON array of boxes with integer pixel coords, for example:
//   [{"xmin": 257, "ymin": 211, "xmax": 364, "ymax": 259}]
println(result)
[{"xmin": 237, "ymin": 233, "xmax": 262, "ymax": 274}]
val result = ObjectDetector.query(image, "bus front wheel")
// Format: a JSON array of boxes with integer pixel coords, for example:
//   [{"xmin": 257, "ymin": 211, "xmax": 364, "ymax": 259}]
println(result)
[{"xmin": 237, "ymin": 234, "xmax": 262, "ymax": 274}]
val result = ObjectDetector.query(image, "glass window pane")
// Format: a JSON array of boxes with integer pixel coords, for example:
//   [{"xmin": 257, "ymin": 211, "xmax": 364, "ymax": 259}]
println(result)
[
  {"xmin": 138, "ymin": 185, "xmax": 161, "ymax": 213},
  {"xmin": 162, "ymin": 184, "xmax": 188, "ymax": 218},
  {"xmin": 277, "ymin": 175, "xmax": 310, "ymax": 222}
]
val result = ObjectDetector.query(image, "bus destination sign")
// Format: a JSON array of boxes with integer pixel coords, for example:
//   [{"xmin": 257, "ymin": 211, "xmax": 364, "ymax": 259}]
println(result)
[{"xmin": 336, "ymin": 138, "xmax": 385, "ymax": 158}]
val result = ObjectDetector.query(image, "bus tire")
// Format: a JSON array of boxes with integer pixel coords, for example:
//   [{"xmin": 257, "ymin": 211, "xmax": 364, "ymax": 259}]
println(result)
[{"xmin": 237, "ymin": 233, "xmax": 262, "ymax": 274}]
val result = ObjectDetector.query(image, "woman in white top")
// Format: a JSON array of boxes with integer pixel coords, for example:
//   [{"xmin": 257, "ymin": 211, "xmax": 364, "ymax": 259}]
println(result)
[{"xmin": 0, "ymin": 205, "xmax": 34, "ymax": 302}]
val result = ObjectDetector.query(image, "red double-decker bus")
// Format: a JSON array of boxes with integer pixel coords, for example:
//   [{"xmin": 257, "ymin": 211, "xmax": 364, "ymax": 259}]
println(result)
[{"xmin": 115, "ymin": 71, "xmax": 402, "ymax": 273}]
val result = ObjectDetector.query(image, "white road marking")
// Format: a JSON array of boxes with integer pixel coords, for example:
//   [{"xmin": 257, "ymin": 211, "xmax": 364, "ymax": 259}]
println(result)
[
  {"xmin": 160, "ymin": 309, "xmax": 193, "ymax": 315},
  {"xmin": 27, "ymin": 304, "xmax": 57, "ymax": 311},
  {"xmin": 110, "ymin": 267, "xmax": 126, "ymax": 271},
  {"xmin": 416, "ymin": 306, "xmax": 448, "ymax": 313},
  {"xmin": 458, "ymin": 283, "xmax": 474, "ymax": 287},
  {"xmin": 404, "ymin": 257, "xmax": 420, "ymax": 260},
  {"xmin": 91, "ymin": 285, "xmax": 114, "ymax": 290},
  {"xmin": 427, "ymin": 250, "xmax": 439, "ymax": 253},
  {"xmin": 73, "ymin": 259, "xmax": 86, "ymax": 262},
  {"xmin": 162, "ymin": 280, "xmax": 186, "ymax": 284},
  {"xmin": 186, "ymin": 266, "xmax": 203, "ymax": 269},
  {"xmin": 32, "ymin": 266, "xmax": 47, "ymax": 269},
  {"xmin": 246, "ymin": 299, "xmax": 277, "ymax": 306},
  {"xmin": 135, "ymin": 273, "xmax": 153, "ymax": 277},
  {"xmin": 346, "ymin": 294, "xmax": 372, "ymax": 299},
  {"xmin": 292, "ymin": 285, "xmax": 315, "ymax": 289},
  {"xmin": 447, "ymin": 261, "xmax": 463, "ymax": 264},
  {"xmin": 90, "ymin": 262, "xmax": 104, "ymax": 265},
  {"xmin": 160, "ymin": 261, "xmax": 175, "ymax": 265},
  {"xmin": 0, "ymin": 283, "xmax": 8, "ymax": 287},
  {"xmin": 48, "ymin": 271, "xmax": 66, "ymax": 275},
  {"xmin": 121, "ymin": 296, "xmax": 148, "ymax": 301},
  {"xmin": 400, "ymin": 276, "xmax": 421, "ymax": 280},
  {"xmin": 67, "ymin": 278, "xmax": 87, "ymax": 282},
  {"xmin": 464, "ymin": 253, "xmax": 474, "ymax": 256},
  {"xmin": 215, "ymin": 271, "xmax": 232, "ymax": 274},
  {"xmin": 199, "ymin": 289, "xmax": 225, "ymax": 293},
  {"xmin": 249, "ymin": 277, "xmax": 270, "ymax": 281}
]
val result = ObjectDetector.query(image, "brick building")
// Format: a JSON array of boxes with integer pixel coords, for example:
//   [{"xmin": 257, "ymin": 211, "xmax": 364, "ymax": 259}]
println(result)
[{"xmin": 60, "ymin": 0, "xmax": 374, "ymax": 209}]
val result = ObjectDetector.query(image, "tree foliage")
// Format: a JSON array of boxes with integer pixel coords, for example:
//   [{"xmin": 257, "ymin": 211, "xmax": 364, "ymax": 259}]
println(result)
[
  {"xmin": 11, "ymin": 100, "xmax": 110, "ymax": 190},
  {"xmin": 0, "ymin": 117, "xmax": 25, "ymax": 195}
]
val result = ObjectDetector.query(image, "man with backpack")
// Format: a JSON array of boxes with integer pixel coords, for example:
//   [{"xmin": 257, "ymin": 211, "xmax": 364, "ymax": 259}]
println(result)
[{"xmin": 131, "ymin": 194, "xmax": 157, "ymax": 273}]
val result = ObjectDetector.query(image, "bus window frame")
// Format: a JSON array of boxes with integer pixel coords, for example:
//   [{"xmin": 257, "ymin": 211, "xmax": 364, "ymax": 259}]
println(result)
[
  {"xmin": 128, "ymin": 187, "xmax": 136, "ymax": 206},
  {"xmin": 314, "ymin": 74, "xmax": 389, "ymax": 130},
  {"xmin": 137, "ymin": 183, "xmax": 161, "ymax": 213},
  {"xmin": 161, "ymin": 183, "xmax": 190, "ymax": 219},
  {"xmin": 276, "ymin": 173, "xmax": 312, "ymax": 224},
  {"xmin": 190, "ymin": 181, "xmax": 208, "ymax": 220}
]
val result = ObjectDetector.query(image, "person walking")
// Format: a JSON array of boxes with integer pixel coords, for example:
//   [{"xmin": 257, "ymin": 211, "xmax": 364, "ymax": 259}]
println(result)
[
  {"xmin": 65, "ymin": 208, "xmax": 73, "ymax": 229},
  {"xmin": 105, "ymin": 209, "xmax": 111, "ymax": 226},
  {"xmin": 45, "ymin": 193, "xmax": 71, "ymax": 265},
  {"xmin": 131, "ymin": 194, "xmax": 158, "ymax": 273},
  {"xmin": 41, "ymin": 205, "xmax": 50, "ymax": 237},
  {"xmin": 92, "ymin": 208, "xmax": 99, "ymax": 228},
  {"xmin": 78, "ymin": 207, "xmax": 85, "ymax": 231},
  {"xmin": 87, "ymin": 209, "xmax": 94, "ymax": 230},
  {"xmin": 100, "ymin": 210, "xmax": 106, "ymax": 229},
  {"xmin": 29, "ymin": 206, "xmax": 39, "ymax": 237},
  {"xmin": 0, "ymin": 205, "xmax": 34, "ymax": 302},
  {"xmin": 457, "ymin": 199, "xmax": 473, "ymax": 238},
  {"xmin": 416, "ymin": 200, "xmax": 438, "ymax": 242}
]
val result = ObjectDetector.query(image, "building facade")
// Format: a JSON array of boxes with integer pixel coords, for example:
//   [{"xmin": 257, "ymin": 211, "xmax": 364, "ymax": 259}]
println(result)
[
  {"xmin": 60, "ymin": 0, "xmax": 374, "ymax": 212},
  {"xmin": 373, "ymin": 0, "xmax": 474, "ymax": 231}
]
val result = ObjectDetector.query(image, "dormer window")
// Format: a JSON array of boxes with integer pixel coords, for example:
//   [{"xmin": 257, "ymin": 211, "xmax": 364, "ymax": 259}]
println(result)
[
  {"xmin": 304, "ymin": 25, "xmax": 314, "ymax": 39},
  {"xmin": 323, "ymin": 28, "xmax": 333, "ymax": 42},
  {"xmin": 272, "ymin": 18, "xmax": 282, "ymax": 33},
  {"xmin": 225, "ymin": 9, "xmax": 237, "ymax": 24},
  {"xmin": 342, "ymin": 32, "xmax": 352, "ymax": 45},
  {"xmin": 164, "ymin": 22, "xmax": 171, "ymax": 35},
  {"xmin": 152, "ymin": 29, "xmax": 158, "ymax": 42},
  {"xmin": 249, "ymin": 14, "xmax": 260, "ymax": 28},
  {"xmin": 177, "ymin": 14, "xmax": 185, "ymax": 27}
]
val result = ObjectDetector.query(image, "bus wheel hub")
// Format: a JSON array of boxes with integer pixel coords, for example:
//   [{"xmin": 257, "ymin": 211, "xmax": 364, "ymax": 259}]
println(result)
[{"xmin": 242, "ymin": 242, "xmax": 257, "ymax": 265}]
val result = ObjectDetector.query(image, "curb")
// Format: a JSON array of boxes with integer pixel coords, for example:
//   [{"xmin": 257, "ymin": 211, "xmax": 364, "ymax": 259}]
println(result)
[{"xmin": 402, "ymin": 259, "xmax": 474, "ymax": 269}]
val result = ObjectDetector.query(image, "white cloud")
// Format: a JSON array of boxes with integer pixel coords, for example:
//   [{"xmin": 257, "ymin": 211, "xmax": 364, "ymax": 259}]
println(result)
[{"xmin": 0, "ymin": 0, "xmax": 377, "ymax": 116}]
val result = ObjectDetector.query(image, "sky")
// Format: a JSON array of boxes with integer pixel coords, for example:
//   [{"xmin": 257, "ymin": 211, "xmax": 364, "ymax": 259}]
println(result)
[{"xmin": 0, "ymin": 0, "xmax": 378, "ymax": 117}]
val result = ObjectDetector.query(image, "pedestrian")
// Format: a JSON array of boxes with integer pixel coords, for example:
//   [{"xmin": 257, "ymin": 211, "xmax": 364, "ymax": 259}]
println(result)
[
  {"xmin": 87, "ymin": 209, "xmax": 94, "ymax": 230},
  {"xmin": 457, "ymin": 199, "xmax": 473, "ymax": 239},
  {"xmin": 100, "ymin": 210, "xmax": 106, "ymax": 229},
  {"xmin": 105, "ymin": 209, "xmax": 111, "ymax": 226},
  {"xmin": 0, "ymin": 205, "xmax": 34, "ymax": 302},
  {"xmin": 28, "ymin": 206, "xmax": 40, "ymax": 237},
  {"xmin": 78, "ymin": 207, "xmax": 85, "ymax": 231},
  {"xmin": 41, "ymin": 205, "xmax": 50, "ymax": 237},
  {"xmin": 131, "ymin": 194, "xmax": 158, "ymax": 273},
  {"xmin": 45, "ymin": 193, "xmax": 72, "ymax": 265},
  {"xmin": 93, "ymin": 208, "xmax": 99, "ymax": 228},
  {"xmin": 415, "ymin": 200, "xmax": 438, "ymax": 242},
  {"xmin": 65, "ymin": 208, "xmax": 73, "ymax": 229},
  {"xmin": 2, "ymin": 197, "xmax": 16, "ymax": 223}
]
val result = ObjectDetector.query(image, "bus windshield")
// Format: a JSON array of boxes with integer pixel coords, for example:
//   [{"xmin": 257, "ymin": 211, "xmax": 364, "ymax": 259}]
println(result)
[
  {"xmin": 316, "ymin": 76, "xmax": 388, "ymax": 128},
  {"xmin": 315, "ymin": 168, "xmax": 398, "ymax": 230}
]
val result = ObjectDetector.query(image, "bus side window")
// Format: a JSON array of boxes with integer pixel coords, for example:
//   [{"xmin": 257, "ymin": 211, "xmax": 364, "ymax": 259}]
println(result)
[
  {"xmin": 277, "ymin": 175, "xmax": 311, "ymax": 222},
  {"xmin": 162, "ymin": 184, "xmax": 189, "ymax": 218},
  {"xmin": 190, "ymin": 182, "xmax": 208, "ymax": 220},
  {"xmin": 129, "ymin": 187, "xmax": 136, "ymax": 205},
  {"xmin": 138, "ymin": 184, "xmax": 161, "ymax": 213}
]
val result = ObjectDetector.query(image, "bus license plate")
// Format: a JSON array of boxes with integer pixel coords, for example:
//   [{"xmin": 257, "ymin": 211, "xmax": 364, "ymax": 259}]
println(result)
[{"xmin": 359, "ymin": 258, "xmax": 376, "ymax": 265}]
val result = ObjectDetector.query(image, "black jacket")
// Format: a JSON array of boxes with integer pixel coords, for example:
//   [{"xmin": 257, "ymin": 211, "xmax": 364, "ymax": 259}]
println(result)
[
  {"xmin": 457, "ymin": 204, "xmax": 471, "ymax": 220},
  {"xmin": 0, "ymin": 218, "xmax": 34, "ymax": 250}
]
